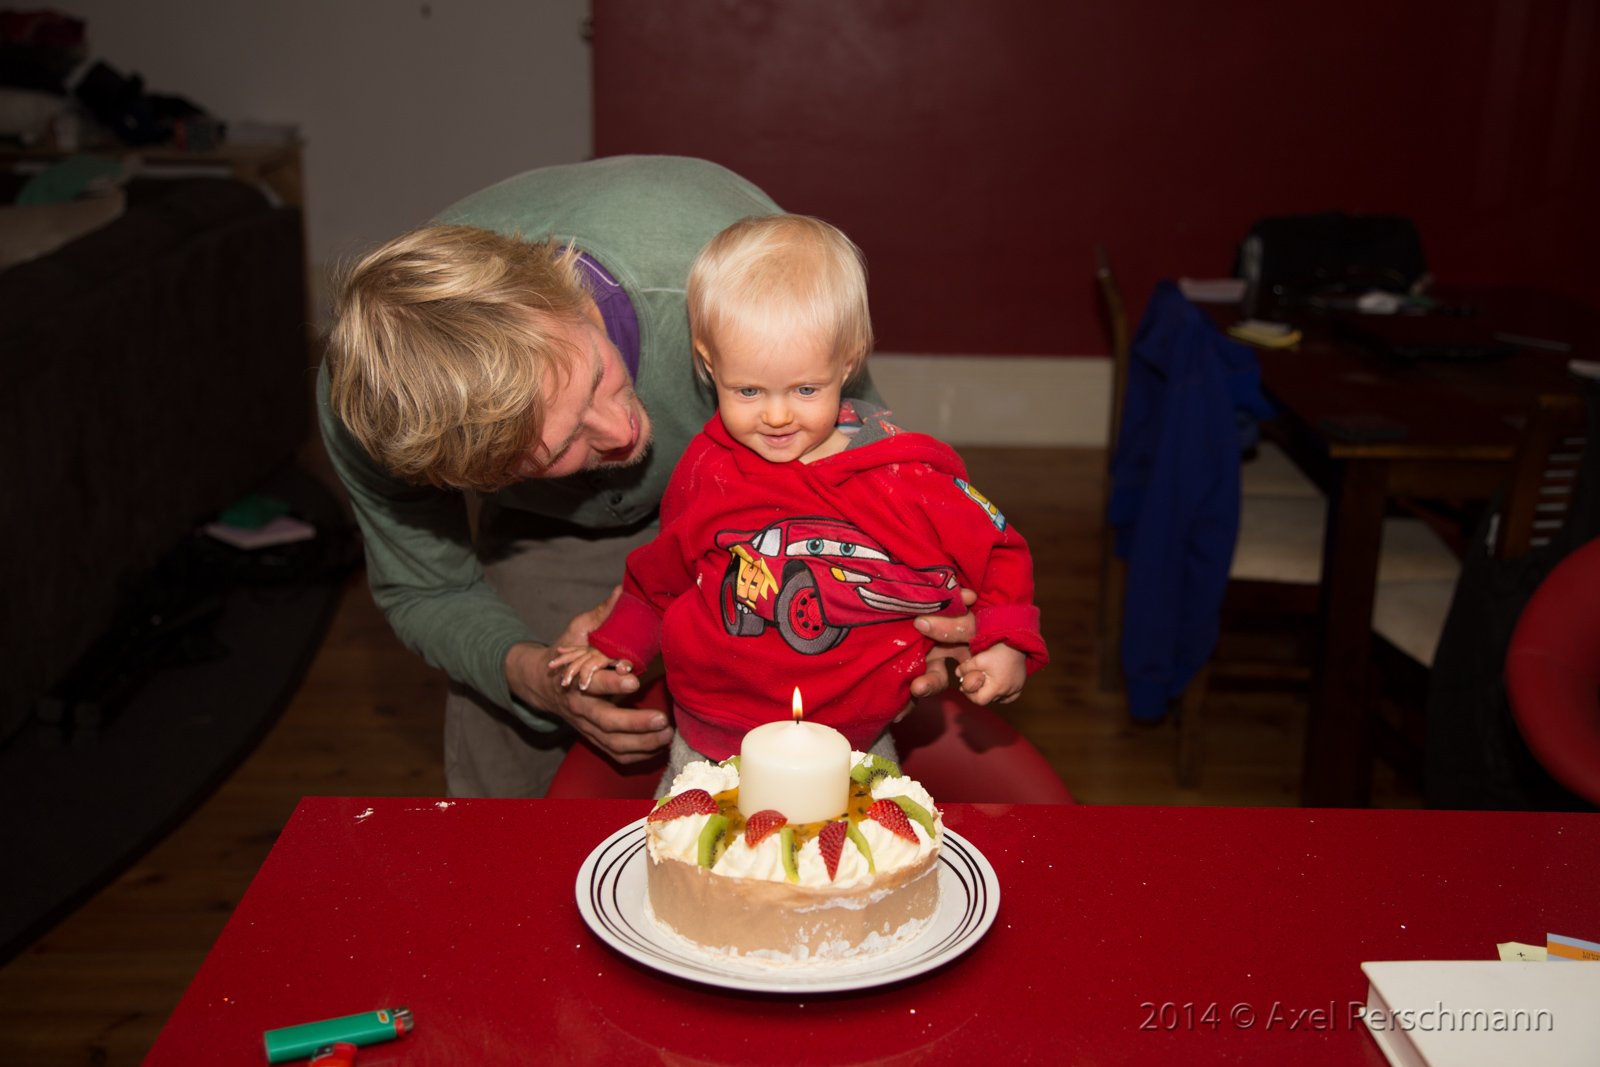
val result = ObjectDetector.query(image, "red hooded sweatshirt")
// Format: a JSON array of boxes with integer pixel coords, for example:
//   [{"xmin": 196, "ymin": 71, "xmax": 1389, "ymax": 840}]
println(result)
[{"xmin": 589, "ymin": 403, "xmax": 1046, "ymax": 759}]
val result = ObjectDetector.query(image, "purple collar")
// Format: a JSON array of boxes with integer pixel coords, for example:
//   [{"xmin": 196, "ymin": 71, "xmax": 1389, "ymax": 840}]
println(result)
[{"xmin": 575, "ymin": 252, "xmax": 641, "ymax": 381}]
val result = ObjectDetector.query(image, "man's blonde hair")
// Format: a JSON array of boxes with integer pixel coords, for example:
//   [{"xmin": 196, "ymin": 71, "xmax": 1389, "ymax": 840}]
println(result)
[
  {"xmin": 327, "ymin": 224, "xmax": 591, "ymax": 490},
  {"xmin": 687, "ymin": 214, "xmax": 873, "ymax": 382}
]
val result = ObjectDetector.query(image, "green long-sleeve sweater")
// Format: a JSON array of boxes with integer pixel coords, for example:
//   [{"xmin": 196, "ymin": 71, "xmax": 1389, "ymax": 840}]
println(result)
[{"xmin": 318, "ymin": 156, "xmax": 874, "ymax": 728}]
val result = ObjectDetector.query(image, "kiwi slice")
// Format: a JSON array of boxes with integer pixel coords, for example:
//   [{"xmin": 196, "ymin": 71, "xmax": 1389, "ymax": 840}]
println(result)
[
  {"xmin": 849, "ymin": 754, "xmax": 902, "ymax": 787},
  {"xmin": 846, "ymin": 821, "xmax": 875, "ymax": 873},
  {"xmin": 720, "ymin": 754, "xmax": 741, "ymax": 772},
  {"xmin": 696, "ymin": 814, "xmax": 730, "ymax": 868},
  {"xmin": 889, "ymin": 795, "xmax": 936, "ymax": 839},
  {"xmin": 778, "ymin": 826, "xmax": 799, "ymax": 884}
]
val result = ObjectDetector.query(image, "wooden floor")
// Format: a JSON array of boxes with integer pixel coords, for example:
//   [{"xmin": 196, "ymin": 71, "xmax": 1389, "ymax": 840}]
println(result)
[{"xmin": 0, "ymin": 446, "xmax": 1421, "ymax": 1065}]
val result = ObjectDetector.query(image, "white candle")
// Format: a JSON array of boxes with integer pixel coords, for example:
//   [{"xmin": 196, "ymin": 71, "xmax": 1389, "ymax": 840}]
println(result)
[{"xmin": 737, "ymin": 689, "xmax": 851, "ymax": 823}]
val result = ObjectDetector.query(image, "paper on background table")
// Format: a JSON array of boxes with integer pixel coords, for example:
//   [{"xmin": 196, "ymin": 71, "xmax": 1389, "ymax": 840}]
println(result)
[
  {"xmin": 1227, "ymin": 320, "xmax": 1303, "ymax": 348},
  {"xmin": 1360, "ymin": 960, "xmax": 1600, "ymax": 1067},
  {"xmin": 1178, "ymin": 277, "xmax": 1247, "ymax": 303}
]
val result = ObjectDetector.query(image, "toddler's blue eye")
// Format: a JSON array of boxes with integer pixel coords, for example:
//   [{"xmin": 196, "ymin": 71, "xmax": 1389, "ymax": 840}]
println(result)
[
  {"xmin": 797, "ymin": 386, "xmax": 817, "ymax": 397},
  {"xmin": 738, "ymin": 387, "xmax": 759, "ymax": 398}
]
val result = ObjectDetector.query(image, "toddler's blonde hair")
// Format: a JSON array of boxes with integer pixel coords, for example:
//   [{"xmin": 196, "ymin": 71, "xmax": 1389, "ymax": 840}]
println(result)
[{"xmin": 687, "ymin": 214, "xmax": 873, "ymax": 383}]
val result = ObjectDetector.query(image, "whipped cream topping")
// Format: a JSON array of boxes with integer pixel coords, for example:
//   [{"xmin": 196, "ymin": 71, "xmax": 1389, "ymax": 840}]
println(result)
[
  {"xmin": 715, "ymin": 831, "xmax": 789, "ymax": 880},
  {"xmin": 665, "ymin": 759, "xmax": 739, "ymax": 797},
  {"xmin": 646, "ymin": 806, "xmax": 711, "ymax": 861},
  {"xmin": 645, "ymin": 752, "xmax": 942, "ymax": 887},
  {"xmin": 870, "ymin": 774, "xmax": 936, "ymax": 815},
  {"xmin": 794, "ymin": 827, "xmax": 874, "ymax": 887},
  {"xmin": 851, "ymin": 814, "xmax": 930, "ymax": 873}
]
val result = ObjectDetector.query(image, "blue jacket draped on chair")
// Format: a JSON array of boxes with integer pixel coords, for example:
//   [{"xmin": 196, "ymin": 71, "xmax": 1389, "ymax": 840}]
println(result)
[{"xmin": 1109, "ymin": 280, "xmax": 1274, "ymax": 721}]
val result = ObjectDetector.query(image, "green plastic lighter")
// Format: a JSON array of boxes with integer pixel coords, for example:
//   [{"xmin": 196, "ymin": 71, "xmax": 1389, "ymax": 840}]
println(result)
[{"xmin": 262, "ymin": 1007, "xmax": 413, "ymax": 1063}]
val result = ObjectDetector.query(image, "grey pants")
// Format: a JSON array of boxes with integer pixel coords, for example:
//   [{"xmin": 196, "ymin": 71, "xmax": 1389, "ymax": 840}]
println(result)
[{"xmin": 443, "ymin": 504, "xmax": 659, "ymax": 798}]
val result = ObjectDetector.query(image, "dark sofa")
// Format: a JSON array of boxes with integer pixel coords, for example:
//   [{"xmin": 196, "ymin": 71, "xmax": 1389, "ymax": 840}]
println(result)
[{"xmin": 0, "ymin": 175, "xmax": 311, "ymax": 739}]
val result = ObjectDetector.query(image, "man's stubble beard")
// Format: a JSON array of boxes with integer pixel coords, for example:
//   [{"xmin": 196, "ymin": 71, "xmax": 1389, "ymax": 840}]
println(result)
[{"xmin": 595, "ymin": 394, "xmax": 653, "ymax": 471}]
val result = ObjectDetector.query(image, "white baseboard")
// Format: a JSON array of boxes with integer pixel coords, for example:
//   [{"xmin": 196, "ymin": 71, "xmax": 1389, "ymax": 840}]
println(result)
[{"xmin": 870, "ymin": 353, "xmax": 1110, "ymax": 447}]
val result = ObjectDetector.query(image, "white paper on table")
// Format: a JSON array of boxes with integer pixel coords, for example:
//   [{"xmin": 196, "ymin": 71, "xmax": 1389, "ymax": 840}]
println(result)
[{"xmin": 1359, "ymin": 960, "xmax": 1600, "ymax": 1067}]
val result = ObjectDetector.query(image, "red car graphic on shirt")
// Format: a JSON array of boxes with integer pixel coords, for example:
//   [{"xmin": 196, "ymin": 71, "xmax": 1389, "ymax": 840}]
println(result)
[{"xmin": 714, "ymin": 517, "xmax": 958, "ymax": 655}]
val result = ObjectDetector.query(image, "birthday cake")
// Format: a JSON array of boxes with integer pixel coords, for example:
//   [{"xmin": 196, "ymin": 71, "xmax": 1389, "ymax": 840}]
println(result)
[{"xmin": 642, "ymin": 751, "xmax": 943, "ymax": 963}]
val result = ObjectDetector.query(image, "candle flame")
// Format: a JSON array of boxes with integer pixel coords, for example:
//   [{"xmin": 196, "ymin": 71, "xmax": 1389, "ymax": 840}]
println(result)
[{"xmin": 791, "ymin": 687, "xmax": 804, "ymax": 723}]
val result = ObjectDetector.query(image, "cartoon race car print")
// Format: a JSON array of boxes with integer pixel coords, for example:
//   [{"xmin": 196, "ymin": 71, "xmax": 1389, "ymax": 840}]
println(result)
[{"xmin": 715, "ymin": 517, "xmax": 958, "ymax": 655}]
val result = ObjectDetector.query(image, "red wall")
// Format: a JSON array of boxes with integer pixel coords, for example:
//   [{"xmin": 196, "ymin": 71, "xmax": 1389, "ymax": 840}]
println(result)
[{"xmin": 593, "ymin": 1, "xmax": 1599, "ymax": 356}]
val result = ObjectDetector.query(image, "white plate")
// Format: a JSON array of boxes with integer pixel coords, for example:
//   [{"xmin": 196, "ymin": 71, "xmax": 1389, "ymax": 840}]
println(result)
[{"xmin": 575, "ymin": 819, "xmax": 999, "ymax": 994}]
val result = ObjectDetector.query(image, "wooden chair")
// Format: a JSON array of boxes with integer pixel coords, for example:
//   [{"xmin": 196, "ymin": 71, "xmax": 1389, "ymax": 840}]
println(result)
[
  {"xmin": 1093, "ymin": 245, "xmax": 1130, "ymax": 695},
  {"xmin": 1493, "ymin": 394, "xmax": 1589, "ymax": 560},
  {"xmin": 1093, "ymin": 248, "xmax": 1459, "ymax": 786},
  {"xmin": 1370, "ymin": 393, "xmax": 1588, "ymax": 673},
  {"xmin": 1361, "ymin": 414, "xmax": 1588, "ymax": 673},
  {"xmin": 1495, "ymin": 394, "xmax": 1595, "ymax": 805},
  {"xmin": 547, "ymin": 693, "xmax": 1075, "ymax": 804},
  {"xmin": 1422, "ymin": 391, "xmax": 1593, "ymax": 808},
  {"xmin": 1227, "ymin": 399, "xmax": 1585, "ymax": 677},
  {"xmin": 1093, "ymin": 248, "xmax": 1320, "ymax": 784}
]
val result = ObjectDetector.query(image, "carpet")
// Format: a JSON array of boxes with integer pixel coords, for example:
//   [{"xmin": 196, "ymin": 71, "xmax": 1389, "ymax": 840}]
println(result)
[{"xmin": 0, "ymin": 463, "xmax": 357, "ymax": 963}]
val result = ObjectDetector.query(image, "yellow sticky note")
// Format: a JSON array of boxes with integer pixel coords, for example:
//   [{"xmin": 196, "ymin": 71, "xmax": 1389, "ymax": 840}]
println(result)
[
  {"xmin": 1226, "ymin": 320, "xmax": 1303, "ymax": 349},
  {"xmin": 1497, "ymin": 941, "xmax": 1548, "ymax": 962}
]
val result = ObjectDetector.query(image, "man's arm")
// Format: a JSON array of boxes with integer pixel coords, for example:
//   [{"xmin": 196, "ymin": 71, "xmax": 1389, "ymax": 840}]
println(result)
[{"xmin": 318, "ymin": 367, "xmax": 542, "ymax": 718}]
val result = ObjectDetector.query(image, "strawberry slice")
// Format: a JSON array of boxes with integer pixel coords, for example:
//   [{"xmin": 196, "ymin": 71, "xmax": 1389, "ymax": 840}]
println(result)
[
  {"xmin": 648, "ymin": 788, "xmax": 718, "ymax": 822},
  {"xmin": 866, "ymin": 798, "xmax": 920, "ymax": 843},
  {"xmin": 742, "ymin": 809, "xmax": 787, "ymax": 847},
  {"xmin": 819, "ymin": 821, "xmax": 848, "ymax": 880}
]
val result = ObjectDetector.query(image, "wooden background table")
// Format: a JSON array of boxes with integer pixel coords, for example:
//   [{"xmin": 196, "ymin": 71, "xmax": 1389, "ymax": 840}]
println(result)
[
  {"xmin": 147, "ymin": 798, "xmax": 1598, "ymax": 1065},
  {"xmin": 1251, "ymin": 289, "xmax": 1597, "ymax": 806}
]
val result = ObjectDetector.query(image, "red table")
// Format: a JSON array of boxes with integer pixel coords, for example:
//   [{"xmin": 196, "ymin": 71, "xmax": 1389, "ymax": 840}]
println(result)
[{"xmin": 147, "ymin": 798, "xmax": 1598, "ymax": 1065}]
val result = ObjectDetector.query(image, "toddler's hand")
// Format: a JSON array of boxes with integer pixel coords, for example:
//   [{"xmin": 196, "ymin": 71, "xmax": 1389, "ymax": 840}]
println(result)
[
  {"xmin": 547, "ymin": 645, "xmax": 632, "ymax": 691},
  {"xmin": 954, "ymin": 643, "xmax": 1028, "ymax": 705}
]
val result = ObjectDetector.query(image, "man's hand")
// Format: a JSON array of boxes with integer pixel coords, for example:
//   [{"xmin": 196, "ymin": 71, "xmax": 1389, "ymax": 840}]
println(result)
[
  {"xmin": 910, "ymin": 588, "xmax": 978, "ymax": 698},
  {"xmin": 503, "ymin": 587, "xmax": 673, "ymax": 763}
]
